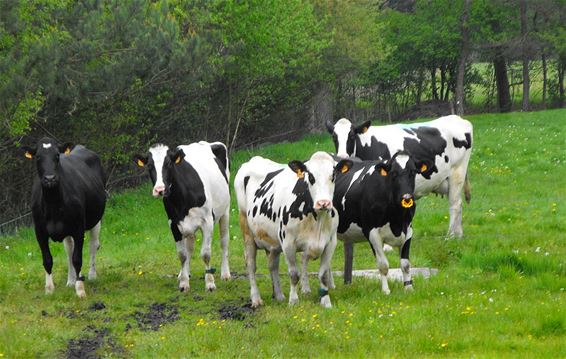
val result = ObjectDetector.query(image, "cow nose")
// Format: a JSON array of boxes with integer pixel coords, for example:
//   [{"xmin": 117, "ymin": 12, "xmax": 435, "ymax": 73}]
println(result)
[
  {"xmin": 44, "ymin": 175, "xmax": 55, "ymax": 181},
  {"xmin": 315, "ymin": 199, "xmax": 332, "ymax": 210},
  {"xmin": 152, "ymin": 185, "xmax": 165, "ymax": 198},
  {"xmin": 401, "ymin": 194, "xmax": 414, "ymax": 208}
]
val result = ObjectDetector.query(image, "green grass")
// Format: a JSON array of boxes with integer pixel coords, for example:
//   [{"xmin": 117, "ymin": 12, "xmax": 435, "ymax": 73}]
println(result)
[{"xmin": 1, "ymin": 109, "xmax": 565, "ymax": 358}]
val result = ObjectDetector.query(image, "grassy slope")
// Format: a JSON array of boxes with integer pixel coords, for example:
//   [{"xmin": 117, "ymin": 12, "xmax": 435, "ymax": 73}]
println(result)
[{"xmin": 0, "ymin": 109, "xmax": 565, "ymax": 358}]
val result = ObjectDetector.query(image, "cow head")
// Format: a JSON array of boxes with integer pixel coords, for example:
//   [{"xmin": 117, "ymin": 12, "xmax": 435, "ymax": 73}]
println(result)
[
  {"xmin": 375, "ymin": 151, "xmax": 432, "ymax": 210},
  {"xmin": 22, "ymin": 137, "xmax": 74, "ymax": 189},
  {"xmin": 326, "ymin": 118, "xmax": 370, "ymax": 158},
  {"xmin": 288, "ymin": 152, "xmax": 353, "ymax": 212},
  {"xmin": 134, "ymin": 144, "xmax": 170, "ymax": 198}
]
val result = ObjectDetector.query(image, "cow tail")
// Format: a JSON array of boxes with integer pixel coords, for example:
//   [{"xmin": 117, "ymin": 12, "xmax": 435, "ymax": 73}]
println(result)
[{"xmin": 464, "ymin": 173, "xmax": 471, "ymax": 204}]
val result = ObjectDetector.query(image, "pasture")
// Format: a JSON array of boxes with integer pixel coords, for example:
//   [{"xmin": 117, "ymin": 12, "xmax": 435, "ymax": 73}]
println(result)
[{"xmin": 1, "ymin": 109, "xmax": 565, "ymax": 358}]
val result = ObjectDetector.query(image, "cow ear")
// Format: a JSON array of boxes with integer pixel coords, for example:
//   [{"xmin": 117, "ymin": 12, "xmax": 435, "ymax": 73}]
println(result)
[
  {"xmin": 335, "ymin": 159, "xmax": 353, "ymax": 174},
  {"xmin": 173, "ymin": 148, "xmax": 185, "ymax": 164},
  {"xmin": 325, "ymin": 120, "xmax": 335, "ymax": 134},
  {"xmin": 354, "ymin": 121, "xmax": 371, "ymax": 134},
  {"xmin": 59, "ymin": 142, "xmax": 74, "ymax": 155},
  {"xmin": 134, "ymin": 154, "xmax": 148, "ymax": 167},
  {"xmin": 375, "ymin": 162, "xmax": 388, "ymax": 177},
  {"xmin": 288, "ymin": 160, "xmax": 307, "ymax": 179},
  {"xmin": 22, "ymin": 146, "xmax": 36, "ymax": 160}
]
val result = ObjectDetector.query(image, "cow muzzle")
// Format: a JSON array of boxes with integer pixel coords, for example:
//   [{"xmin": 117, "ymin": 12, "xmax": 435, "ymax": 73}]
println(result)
[
  {"xmin": 152, "ymin": 185, "xmax": 165, "ymax": 198},
  {"xmin": 401, "ymin": 194, "xmax": 414, "ymax": 208},
  {"xmin": 337, "ymin": 153, "xmax": 349, "ymax": 159},
  {"xmin": 42, "ymin": 175, "xmax": 58, "ymax": 188},
  {"xmin": 314, "ymin": 199, "xmax": 333, "ymax": 211}
]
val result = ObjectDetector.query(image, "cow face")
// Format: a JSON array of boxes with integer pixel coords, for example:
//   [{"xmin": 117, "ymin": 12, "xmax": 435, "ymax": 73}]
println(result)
[
  {"xmin": 289, "ymin": 152, "xmax": 352, "ymax": 212},
  {"xmin": 135, "ymin": 144, "xmax": 169, "ymax": 198},
  {"xmin": 376, "ymin": 152, "xmax": 431, "ymax": 209},
  {"xmin": 22, "ymin": 137, "xmax": 74, "ymax": 189},
  {"xmin": 326, "ymin": 118, "xmax": 370, "ymax": 158}
]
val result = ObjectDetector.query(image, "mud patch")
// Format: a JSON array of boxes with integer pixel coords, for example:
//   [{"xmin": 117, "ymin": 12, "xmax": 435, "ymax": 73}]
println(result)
[
  {"xmin": 218, "ymin": 302, "xmax": 254, "ymax": 321},
  {"xmin": 89, "ymin": 301, "xmax": 106, "ymax": 311},
  {"xmin": 131, "ymin": 302, "xmax": 180, "ymax": 331},
  {"xmin": 66, "ymin": 325, "xmax": 123, "ymax": 359}
]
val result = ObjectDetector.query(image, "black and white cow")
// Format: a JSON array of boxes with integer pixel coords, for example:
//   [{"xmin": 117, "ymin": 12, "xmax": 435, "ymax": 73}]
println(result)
[
  {"xmin": 303, "ymin": 152, "xmax": 431, "ymax": 294},
  {"xmin": 327, "ymin": 115, "xmax": 473, "ymax": 238},
  {"xmin": 135, "ymin": 141, "xmax": 231, "ymax": 292},
  {"xmin": 22, "ymin": 137, "xmax": 107, "ymax": 297},
  {"xmin": 235, "ymin": 152, "xmax": 352, "ymax": 308}
]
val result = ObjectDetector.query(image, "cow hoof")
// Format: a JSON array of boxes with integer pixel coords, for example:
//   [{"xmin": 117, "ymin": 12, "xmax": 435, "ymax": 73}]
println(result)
[
  {"xmin": 273, "ymin": 293, "xmax": 286, "ymax": 302},
  {"xmin": 88, "ymin": 271, "xmax": 97, "ymax": 280},
  {"xmin": 45, "ymin": 285, "xmax": 55, "ymax": 295},
  {"xmin": 251, "ymin": 298, "xmax": 263, "ymax": 308},
  {"xmin": 179, "ymin": 281, "xmax": 190, "ymax": 293},
  {"xmin": 404, "ymin": 285, "xmax": 414, "ymax": 292},
  {"xmin": 66, "ymin": 279, "xmax": 76, "ymax": 287},
  {"xmin": 382, "ymin": 289, "xmax": 391, "ymax": 295},
  {"xmin": 288, "ymin": 296, "xmax": 299, "ymax": 306},
  {"xmin": 221, "ymin": 272, "xmax": 232, "ymax": 281},
  {"xmin": 75, "ymin": 281, "xmax": 86, "ymax": 298},
  {"xmin": 205, "ymin": 282, "xmax": 216, "ymax": 292},
  {"xmin": 320, "ymin": 295, "xmax": 332, "ymax": 308},
  {"xmin": 301, "ymin": 287, "xmax": 311, "ymax": 294}
]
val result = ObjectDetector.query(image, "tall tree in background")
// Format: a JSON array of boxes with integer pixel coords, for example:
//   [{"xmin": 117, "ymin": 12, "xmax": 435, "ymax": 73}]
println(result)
[
  {"xmin": 520, "ymin": 0, "xmax": 530, "ymax": 111},
  {"xmin": 455, "ymin": 0, "xmax": 471, "ymax": 116}
]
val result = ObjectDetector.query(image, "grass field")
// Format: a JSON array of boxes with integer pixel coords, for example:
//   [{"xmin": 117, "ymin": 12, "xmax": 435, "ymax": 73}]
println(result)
[{"xmin": 1, "ymin": 109, "xmax": 565, "ymax": 358}]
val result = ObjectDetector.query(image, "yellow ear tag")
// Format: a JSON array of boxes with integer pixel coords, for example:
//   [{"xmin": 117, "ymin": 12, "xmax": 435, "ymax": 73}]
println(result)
[
  {"xmin": 380, "ymin": 168, "xmax": 388, "ymax": 177},
  {"xmin": 341, "ymin": 165, "xmax": 349, "ymax": 174},
  {"xmin": 175, "ymin": 156, "xmax": 182, "ymax": 164},
  {"xmin": 421, "ymin": 164, "xmax": 428, "ymax": 172},
  {"xmin": 25, "ymin": 152, "xmax": 33, "ymax": 159},
  {"xmin": 64, "ymin": 147, "xmax": 71, "ymax": 155},
  {"xmin": 137, "ymin": 159, "xmax": 145, "ymax": 167},
  {"xmin": 296, "ymin": 169, "xmax": 304, "ymax": 179}
]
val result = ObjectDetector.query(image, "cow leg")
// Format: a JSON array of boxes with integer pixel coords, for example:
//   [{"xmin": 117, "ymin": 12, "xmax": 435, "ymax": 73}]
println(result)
[
  {"xmin": 36, "ymin": 227, "xmax": 54, "ymax": 294},
  {"xmin": 200, "ymin": 218, "xmax": 216, "ymax": 291},
  {"xmin": 343, "ymin": 241, "xmax": 354, "ymax": 284},
  {"xmin": 71, "ymin": 232, "xmax": 86, "ymax": 298},
  {"xmin": 240, "ymin": 211, "xmax": 262, "ymax": 307},
  {"xmin": 218, "ymin": 210, "xmax": 231, "ymax": 281},
  {"xmin": 300, "ymin": 252, "xmax": 311, "ymax": 294},
  {"xmin": 63, "ymin": 236, "xmax": 76, "ymax": 287},
  {"xmin": 368, "ymin": 229, "xmax": 390, "ymax": 295},
  {"xmin": 448, "ymin": 167, "xmax": 466, "ymax": 238},
  {"xmin": 88, "ymin": 221, "xmax": 101, "ymax": 280},
  {"xmin": 400, "ymin": 236, "xmax": 413, "ymax": 292},
  {"xmin": 282, "ymin": 243, "xmax": 300, "ymax": 306},
  {"xmin": 268, "ymin": 250, "xmax": 285, "ymax": 301},
  {"xmin": 319, "ymin": 233, "xmax": 337, "ymax": 308},
  {"xmin": 176, "ymin": 237, "xmax": 190, "ymax": 292}
]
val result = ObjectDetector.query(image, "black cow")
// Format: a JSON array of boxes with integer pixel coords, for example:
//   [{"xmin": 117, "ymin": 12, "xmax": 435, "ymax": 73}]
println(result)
[
  {"xmin": 310, "ymin": 152, "xmax": 431, "ymax": 294},
  {"xmin": 22, "ymin": 137, "xmax": 106, "ymax": 297}
]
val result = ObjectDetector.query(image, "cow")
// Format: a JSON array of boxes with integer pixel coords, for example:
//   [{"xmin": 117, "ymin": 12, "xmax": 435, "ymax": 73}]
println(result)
[
  {"xmin": 235, "ymin": 152, "xmax": 353, "ymax": 308},
  {"xmin": 22, "ymin": 137, "xmax": 107, "ymax": 297},
  {"xmin": 134, "ymin": 141, "xmax": 231, "ymax": 292},
  {"xmin": 302, "ymin": 152, "xmax": 432, "ymax": 294},
  {"xmin": 326, "ymin": 115, "xmax": 473, "ymax": 238}
]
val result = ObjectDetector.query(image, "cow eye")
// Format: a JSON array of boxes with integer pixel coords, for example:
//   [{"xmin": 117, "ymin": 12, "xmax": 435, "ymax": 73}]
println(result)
[{"xmin": 308, "ymin": 174, "xmax": 316, "ymax": 185}]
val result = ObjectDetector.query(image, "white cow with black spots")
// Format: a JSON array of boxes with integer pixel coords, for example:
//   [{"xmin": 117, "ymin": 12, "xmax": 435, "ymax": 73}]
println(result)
[{"xmin": 235, "ymin": 152, "xmax": 353, "ymax": 308}]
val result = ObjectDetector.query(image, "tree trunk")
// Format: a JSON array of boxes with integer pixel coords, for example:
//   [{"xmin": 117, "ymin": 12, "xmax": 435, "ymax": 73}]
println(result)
[
  {"xmin": 440, "ymin": 64, "xmax": 446, "ymax": 101},
  {"xmin": 542, "ymin": 51, "xmax": 547, "ymax": 108},
  {"xmin": 494, "ymin": 50, "xmax": 512, "ymax": 112},
  {"xmin": 559, "ymin": 57, "xmax": 565, "ymax": 108},
  {"xmin": 431, "ymin": 67, "xmax": 438, "ymax": 100},
  {"xmin": 520, "ymin": 0, "xmax": 530, "ymax": 111},
  {"xmin": 455, "ymin": 0, "xmax": 470, "ymax": 116},
  {"xmin": 307, "ymin": 82, "xmax": 333, "ymax": 133}
]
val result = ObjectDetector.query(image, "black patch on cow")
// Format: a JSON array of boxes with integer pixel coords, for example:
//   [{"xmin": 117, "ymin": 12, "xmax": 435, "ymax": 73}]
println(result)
[
  {"xmin": 444, "ymin": 155, "xmax": 449, "ymax": 163},
  {"xmin": 254, "ymin": 169, "xmax": 283, "ymax": 198},
  {"xmin": 356, "ymin": 136, "xmax": 391, "ymax": 161},
  {"xmin": 210, "ymin": 143, "xmax": 229, "ymax": 184},
  {"xmin": 453, "ymin": 132, "xmax": 472, "ymax": 149},
  {"xmin": 403, "ymin": 128, "xmax": 415, "ymax": 135},
  {"xmin": 401, "ymin": 237, "xmax": 412, "ymax": 259},
  {"xmin": 252, "ymin": 206, "xmax": 258, "ymax": 217},
  {"xmin": 243, "ymin": 176, "xmax": 250, "ymax": 190},
  {"xmin": 401, "ymin": 127, "xmax": 447, "ymax": 179},
  {"xmin": 308, "ymin": 173, "xmax": 316, "ymax": 185},
  {"xmin": 162, "ymin": 159, "xmax": 206, "ymax": 226},
  {"xmin": 281, "ymin": 178, "xmax": 316, "ymax": 225}
]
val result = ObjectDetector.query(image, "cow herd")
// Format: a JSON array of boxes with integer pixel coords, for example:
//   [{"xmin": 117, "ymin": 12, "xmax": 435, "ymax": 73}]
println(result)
[{"xmin": 21, "ymin": 115, "xmax": 473, "ymax": 308}]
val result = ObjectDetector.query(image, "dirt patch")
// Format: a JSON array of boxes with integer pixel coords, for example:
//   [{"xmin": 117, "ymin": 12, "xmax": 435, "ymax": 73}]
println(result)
[
  {"xmin": 130, "ymin": 302, "xmax": 180, "ymax": 331},
  {"xmin": 218, "ymin": 302, "xmax": 255, "ymax": 321},
  {"xmin": 66, "ymin": 325, "xmax": 124, "ymax": 359},
  {"xmin": 89, "ymin": 301, "xmax": 106, "ymax": 311}
]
